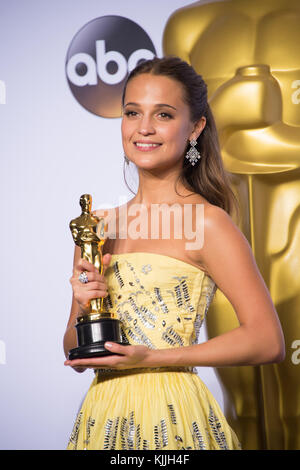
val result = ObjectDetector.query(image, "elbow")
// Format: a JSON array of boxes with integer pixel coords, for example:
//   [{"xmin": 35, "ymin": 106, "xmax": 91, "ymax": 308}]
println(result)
[
  {"xmin": 262, "ymin": 338, "xmax": 286, "ymax": 365},
  {"xmin": 248, "ymin": 328, "xmax": 286, "ymax": 365},
  {"xmin": 270, "ymin": 328, "xmax": 286, "ymax": 363},
  {"xmin": 252, "ymin": 320, "xmax": 286, "ymax": 365},
  {"xmin": 271, "ymin": 343, "xmax": 286, "ymax": 364}
]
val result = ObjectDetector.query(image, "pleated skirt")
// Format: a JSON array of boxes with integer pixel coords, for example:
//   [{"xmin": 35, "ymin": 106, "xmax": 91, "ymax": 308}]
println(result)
[{"xmin": 67, "ymin": 367, "xmax": 242, "ymax": 450}]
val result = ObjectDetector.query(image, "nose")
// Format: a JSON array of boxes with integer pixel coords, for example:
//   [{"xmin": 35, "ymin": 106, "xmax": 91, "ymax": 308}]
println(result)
[{"xmin": 138, "ymin": 115, "xmax": 155, "ymax": 135}]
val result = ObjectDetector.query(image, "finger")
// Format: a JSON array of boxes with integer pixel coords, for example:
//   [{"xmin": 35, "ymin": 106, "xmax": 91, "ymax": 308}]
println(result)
[
  {"xmin": 84, "ymin": 289, "xmax": 109, "ymax": 300},
  {"xmin": 86, "ymin": 286, "xmax": 108, "ymax": 298},
  {"xmin": 84, "ymin": 279, "xmax": 108, "ymax": 291},
  {"xmin": 102, "ymin": 253, "xmax": 112, "ymax": 275},
  {"xmin": 65, "ymin": 356, "xmax": 119, "ymax": 368},
  {"xmin": 73, "ymin": 272, "xmax": 104, "ymax": 288},
  {"xmin": 76, "ymin": 280, "xmax": 108, "ymax": 296},
  {"xmin": 79, "ymin": 270, "xmax": 109, "ymax": 286},
  {"xmin": 75, "ymin": 270, "xmax": 107, "ymax": 288},
  {"xmin": 64, "ymin": 359, "xmax": 106, "ymax": 368},
  {"xmin": 76, "ymin": 258, "xmax": 98, "ymax": 274},
  {"xmin": 74, "ymin": 255, "xmax": 111, "ymax": 278},
  {"xmin": 104, "ymin": 342, "xmax": 129, "ymax": 356}
]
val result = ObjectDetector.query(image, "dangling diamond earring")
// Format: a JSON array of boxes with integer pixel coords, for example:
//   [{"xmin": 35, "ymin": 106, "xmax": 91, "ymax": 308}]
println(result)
[
  {"xmin": 124, "ymin": 154, "xmax": 129, "ymax": 164},
  {"xmin": 185, "ymin": 139, "xmax": 201, "ymax": 166}
]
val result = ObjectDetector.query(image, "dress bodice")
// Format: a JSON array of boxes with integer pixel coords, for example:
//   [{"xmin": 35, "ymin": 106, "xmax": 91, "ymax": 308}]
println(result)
[{"xmin": 103, "ymin": 252, "xmax": 217, "ymax": 350}]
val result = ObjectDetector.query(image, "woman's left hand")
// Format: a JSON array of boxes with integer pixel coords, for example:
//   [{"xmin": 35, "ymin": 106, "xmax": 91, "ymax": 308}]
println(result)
[{"xmin": 64, "ymin": 342, "xmax": 152, "ymax": 370}]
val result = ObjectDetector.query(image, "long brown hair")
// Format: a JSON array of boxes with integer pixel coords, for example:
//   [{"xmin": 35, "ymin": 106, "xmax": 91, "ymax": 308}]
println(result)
[{"xmin": 122, "ymin": 56, "xmax": 239, "ymax": 221}]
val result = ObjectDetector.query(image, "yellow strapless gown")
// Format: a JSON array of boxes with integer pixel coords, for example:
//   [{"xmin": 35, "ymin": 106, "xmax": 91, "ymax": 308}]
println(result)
[{"xmin": 67, "ymin": 252, "xmax": 242, "ymax": 450}]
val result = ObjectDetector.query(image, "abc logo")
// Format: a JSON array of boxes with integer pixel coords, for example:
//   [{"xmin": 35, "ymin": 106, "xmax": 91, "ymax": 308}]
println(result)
[{"xmin": 66, "ymin": 16, "xmax": 156, "ymax": 118}]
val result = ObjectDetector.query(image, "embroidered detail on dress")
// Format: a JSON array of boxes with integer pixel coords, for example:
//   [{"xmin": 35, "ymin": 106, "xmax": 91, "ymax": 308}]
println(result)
[
  {"xmin": 154, "ymin": 419, "xmax": 168, "ymax": 449},
  {"xmin": 191, "ymin": 421, "xmax": 206, "ymax": 449},
  {"xmin": 104, "ymin": 417, "xmax": 119, "ymax": 450},
  {"xmin": 128, "ymin": 296, "xmax": 156, "ymax": 328},
  {"xmin": 181, "ymin": 279, "xmax": 195, "ymax": 312},
  {"xmin": 102, "ymin": 411, "xmax": 172, "ymax": 450},
  {"xmin": 162, "ymin": 326, "xmax": 184, "ymax": 346},
  {"xmin": 142, "ymin": 439, "xmax": 150, "ymax": 450},
  {"xmin": 174, "ymin": 284, "xmax": 183, "ymax": 308},
  {"xmin": 117, "ymin": 308, "xmax": 133, "ymax": 324},
  {"xmin": 141, "ymin": 264, "xmax": 152, "ymax": 274},
  {"xmin": 123, "ymin": 411, "xmax": 135, "ymax": 450},
  {"xmin": 121, "ymin": 261, "xmax": 169, "ymax": 316},
  {"xmin": 71, "ymin": 402, "xmax": 238, "ymax": 450},
  {"xmin": 154, "ymin": 287, "xmax": 169, "ymax": 313},
  {"xmin": 127, "ymin": 324, "xmax": 156, "ymax": 349},
  {"xmin": 168, "ymin": 404, "xmax": 177, "ymax": 424},
  {"xmin": 69, "ymin": 411, "xmax": 82, "ymax": 449},
  {"xmin": 84, "ymin": 417, "xmax": 95, "ymax": 447},
  {"xmin": 208, "ymin": 405, "xmax": 229, "ymax": 450},
  {"xmin": 192, "ymin": 281, "xmax": 217, "ymax": 344},
  {"xmin": 193, "ymin": 314, "xmax": 204, "ymax": 344},
  {"xmin": 113, "ymin": 261, "xmax": 124, "ymax": 288},
  {"xmin": 172, "ymin": 276, "xmax": 195, "ymax": 313},
  {"xmin": 203, "ymin": 284, "xmax": 217, "ymax": 318},
  {"xmin": 120, "ymin": 411, "xmax": 138, "ymax": 450}
]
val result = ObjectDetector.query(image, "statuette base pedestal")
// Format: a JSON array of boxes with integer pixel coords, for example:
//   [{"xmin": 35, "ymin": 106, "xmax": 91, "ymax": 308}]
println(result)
[{"xmin": 68, "ymin": 317, "xmax": 129, "ymax": 360}]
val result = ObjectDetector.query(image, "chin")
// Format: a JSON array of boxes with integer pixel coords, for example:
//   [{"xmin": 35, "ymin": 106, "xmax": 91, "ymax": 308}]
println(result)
[
  {"xmin": 135, "ymin": 162, "xmax": 161, "ymax": 171},
  {"xmin": 130, "ymin": 156, "xmax": 160, "ymax": 168},
  {"xmin": 127, "ymin": 151, "xmax": 180, "ymax": 171}
]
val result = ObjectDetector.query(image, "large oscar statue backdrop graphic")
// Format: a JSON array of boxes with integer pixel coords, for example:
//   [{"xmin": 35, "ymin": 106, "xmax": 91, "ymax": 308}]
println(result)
[{"xmin": 163, "ymin": 0, "xmax": 300, "ymax": 450}]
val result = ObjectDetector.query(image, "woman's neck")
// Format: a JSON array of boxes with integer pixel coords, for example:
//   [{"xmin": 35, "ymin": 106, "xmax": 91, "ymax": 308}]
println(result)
[{"xmin": 133, "ymin": 169, "xmax": 194, "ymax": 206}]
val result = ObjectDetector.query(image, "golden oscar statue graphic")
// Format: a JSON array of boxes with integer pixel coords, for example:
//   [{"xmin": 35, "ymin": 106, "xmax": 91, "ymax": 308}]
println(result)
[
  {"xmin": 68, "ymin": 194, "xmax": 129, "ymax": 360},
  {"xmin": 163, "ymin": 0, "xmax": 300, "ymax": 450}
]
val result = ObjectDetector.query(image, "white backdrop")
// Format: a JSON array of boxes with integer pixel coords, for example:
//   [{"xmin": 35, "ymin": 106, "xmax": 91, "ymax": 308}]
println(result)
[{"xmin": 0, "ymin": 0, "xmax": 224, "ymax": 450}]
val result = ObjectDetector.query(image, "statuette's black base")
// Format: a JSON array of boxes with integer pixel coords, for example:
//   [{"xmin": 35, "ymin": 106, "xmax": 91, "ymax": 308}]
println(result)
[
  {"xmin": 68, "ymin": 317, "xmax": 129, "ymax": 360},
  {"xmin": 68, "ymin": 341, "xmax": 128, "ymax": 359}
]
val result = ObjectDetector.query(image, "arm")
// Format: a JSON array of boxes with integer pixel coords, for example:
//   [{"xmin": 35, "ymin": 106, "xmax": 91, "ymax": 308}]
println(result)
[
  {"xmin": 65, "ymin": 205, "xmax": 285, "ymax": 371},
  {"xmin": 149, "ymin": 205, "xmax": 286, "ymax": 367},
  {"xmin": 63, "ymin": 244, "xmax": 87, "ymax": 373}
]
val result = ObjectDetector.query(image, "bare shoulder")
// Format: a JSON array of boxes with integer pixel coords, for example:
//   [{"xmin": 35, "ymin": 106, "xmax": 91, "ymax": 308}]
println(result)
[
  {"xmin": 198, "ymin": 204, "xmax": 270, "ymax": 316},
  {"xmin": 199, "ymin": 204, "xmax": 256, "ymax": 284},
  {"xmin": 203, "ymin": 204, "xmax": 242, "ymax": 239}
]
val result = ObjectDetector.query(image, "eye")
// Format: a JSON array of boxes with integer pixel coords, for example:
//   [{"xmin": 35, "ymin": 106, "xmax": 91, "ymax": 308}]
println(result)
[
  {"xmin": 123, "ymin": 110, "xmax": 138, "ymax": 118},
  {"xmin": 158, "ymin": 112, "xmax": 173, "ymax": 119}
]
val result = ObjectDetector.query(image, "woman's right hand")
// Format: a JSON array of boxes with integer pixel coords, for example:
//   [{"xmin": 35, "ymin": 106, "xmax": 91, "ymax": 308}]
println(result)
[{"xmin": 69, "ymin": 253, "xmax": 112, "ymax": 316}]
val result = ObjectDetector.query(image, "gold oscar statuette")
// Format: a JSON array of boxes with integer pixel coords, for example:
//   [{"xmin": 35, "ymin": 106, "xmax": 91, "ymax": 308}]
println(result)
[{"xmin": 68, "ymin": 194, "xmax": 129, "ymax": 360}]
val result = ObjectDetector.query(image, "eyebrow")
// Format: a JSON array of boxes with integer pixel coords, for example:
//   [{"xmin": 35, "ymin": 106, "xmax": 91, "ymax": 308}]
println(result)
[{"xmin": 124, "ymin": 102, "xmax": 177, "ymax": 111}]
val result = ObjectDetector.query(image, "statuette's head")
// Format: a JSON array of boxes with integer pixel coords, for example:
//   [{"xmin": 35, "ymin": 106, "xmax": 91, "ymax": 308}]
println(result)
[{"xmin": 80, "ymin": 194, "xmax": 92, "ymax": 212}]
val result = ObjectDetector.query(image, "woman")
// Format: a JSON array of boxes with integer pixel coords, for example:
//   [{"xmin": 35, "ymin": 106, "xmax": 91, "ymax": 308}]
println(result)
[{"xmin": 64, "ymin": 57, "xmax": 285, "ymax": 450}]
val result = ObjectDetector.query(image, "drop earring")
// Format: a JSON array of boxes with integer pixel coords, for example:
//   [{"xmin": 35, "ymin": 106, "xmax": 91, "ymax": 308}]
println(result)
[
  {"xmin": 124, "ymin": 154, "xmax": 129, "ymax": 164},
  {"xmin": 185, "ymin": 139, "xmax": 201, "ymax": 166}
]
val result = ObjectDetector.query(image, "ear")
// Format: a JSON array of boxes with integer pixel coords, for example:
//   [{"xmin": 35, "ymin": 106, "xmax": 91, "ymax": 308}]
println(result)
[{"xmin": 189, "ymin": 116, "xmax": 206, "ymax": 142}]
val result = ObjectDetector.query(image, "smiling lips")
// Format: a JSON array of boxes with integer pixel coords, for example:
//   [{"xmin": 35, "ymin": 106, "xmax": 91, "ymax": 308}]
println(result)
[{"xmin": 134, "ymin": 141, "xmax": 162, "ymax": 151}]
